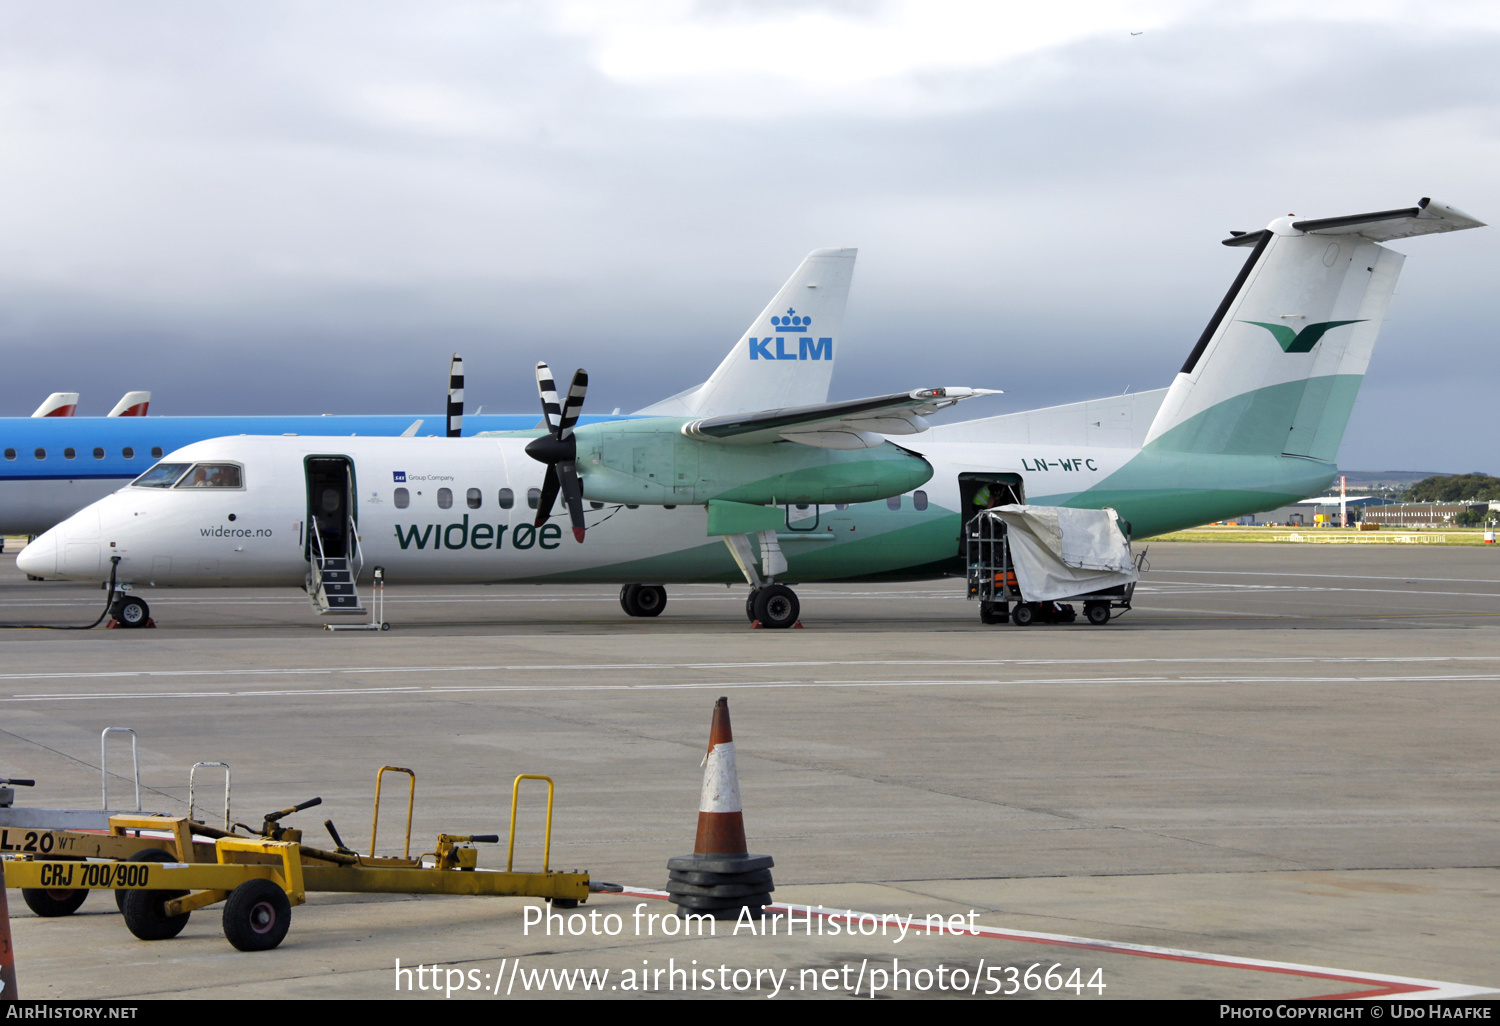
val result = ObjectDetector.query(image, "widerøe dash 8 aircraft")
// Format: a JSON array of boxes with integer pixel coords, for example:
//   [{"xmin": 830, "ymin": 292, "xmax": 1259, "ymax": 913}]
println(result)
[{"xmin": 18, "ymin": 200, "xmax": 1483, "ymax": 628}]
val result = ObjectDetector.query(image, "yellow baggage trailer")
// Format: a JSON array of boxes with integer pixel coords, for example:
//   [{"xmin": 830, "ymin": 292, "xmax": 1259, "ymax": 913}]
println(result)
[{"xmin": 2, "ymin": 771, "xmax": 590, "ymax": 951}]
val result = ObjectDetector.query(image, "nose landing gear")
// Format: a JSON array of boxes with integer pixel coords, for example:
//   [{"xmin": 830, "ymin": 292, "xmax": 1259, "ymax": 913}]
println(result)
[{"xmin": 108, "ymin": 594, "xmax": 152, "ymax": 629}]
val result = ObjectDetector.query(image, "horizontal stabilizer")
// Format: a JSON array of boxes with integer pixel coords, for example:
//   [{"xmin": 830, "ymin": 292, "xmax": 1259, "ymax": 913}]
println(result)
[
  {"xmin": 31, "ymin": 392, "xmax": 78, "ymax": 418},
  {"xmin": 1225, "ymin": 197, "xmax": 1484, "ymax": 247},
  {"xmin": 107, "ymin": 391, "xmax": 150, "ymax": 417},
  {"xmin": 683, "ymin": 387, "xmax": 999, "ymax": 449}
]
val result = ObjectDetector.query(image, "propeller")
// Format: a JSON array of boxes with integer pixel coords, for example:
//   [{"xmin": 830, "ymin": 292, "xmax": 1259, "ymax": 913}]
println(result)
[{"xmin": 523, "ymin": 362, "xmax": 588, "ymax": 543}]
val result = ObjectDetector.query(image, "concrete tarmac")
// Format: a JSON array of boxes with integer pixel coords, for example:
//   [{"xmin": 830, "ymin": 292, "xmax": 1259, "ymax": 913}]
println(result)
[{"xmin": 1, "ymin": 542, "xmax": 1497, "ymax": 1000}]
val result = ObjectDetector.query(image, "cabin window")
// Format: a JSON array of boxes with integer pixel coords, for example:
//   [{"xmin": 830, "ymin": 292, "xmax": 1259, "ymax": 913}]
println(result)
[
  {"xmin": 3, "ymin": 449, "xmax": 14, "ymax": 461},
  {"xmin": 93, "ymin": 448, "xmax": 105, "ymax": 459},
  {"xmin": 437, "ymin": 487, "xmax": 453, "ymax": 509},
  {"xmin": 64, "ymin": 448, "xmax": 76, "ymax": 460},
  {"xmin": 394, "ymin": 488, "xmax": 410, "ymax": 509},
  {"xmin": 526, "ymin": 487, "xmax": 540, "ymax": 510},
  {"xmin": 34, "ymin": 448, "xmax": 45, "ymax": 460},
  {"xmin": 498, "ymin": 488, "xmax": 514, "ymax": 510},
  {"xmin": 151, "ymin": 447, "xmax": 163, "ymax": 458},
  {"xmin": 132, "ymin": 463, "xmax": 192, "ymax": 488},
  {"xmin": 175, "ymin": 463, "xmax": 243, "ymax": 488},
  {"xmin": 887, "ymin": 495, "xmax": 902, "ymax": 510},
  {"xmin": 466, "ymin": 488, "xmax": 482, "ymax": 510},
  {"xmin": 913, "ymin": 490, "xmax": 928, "ymax": 511},
  {"xmin": 122, "ymin": 447, "xmax": 134, "ymax": 459}
]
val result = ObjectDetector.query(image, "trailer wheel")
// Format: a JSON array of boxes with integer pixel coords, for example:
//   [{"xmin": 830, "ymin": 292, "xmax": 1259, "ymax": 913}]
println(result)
[
  {"xmin": 116, "ymin": 848, "xmax": 179, "ymax": 912},
  {"xmin": 979, "ymin": 602, "xmax": 1007, "ymax": 625},
  {"xmin": 21, "ymin": 887, "xmax": 88, "ymax": 917},
  {"xmin": 122, "ymin": 885, "xmax": 191, "ymax": 941},
  {"xmin": 1086, "ymin": 604, "xmax": 1110, "ymax": 625},
  {"xmin": 223, "ymin": 879, "xmax": 292, "ymax": 952},
  {"xmin": 1011, "ymin": 603, "xmax": 1036, "ymax": 627}
]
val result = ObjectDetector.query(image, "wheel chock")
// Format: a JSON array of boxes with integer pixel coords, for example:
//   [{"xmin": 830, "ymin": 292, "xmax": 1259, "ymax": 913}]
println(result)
[
  {"xmin": 792, "ymin": 621, "xmax": 803, "ymax": 629},
  {"xmin": 750, "ymin": 620, "xmax": 803, "ymax": 629},
  {"xmin": 104, "ymin": 618, "xmax": 157, "ymax": 629}
]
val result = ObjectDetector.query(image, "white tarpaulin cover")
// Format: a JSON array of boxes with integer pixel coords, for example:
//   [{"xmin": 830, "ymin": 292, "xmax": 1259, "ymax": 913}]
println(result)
[{"xmin": 988, "ymin": 505, "xmax": 1137, "ymax": 602}]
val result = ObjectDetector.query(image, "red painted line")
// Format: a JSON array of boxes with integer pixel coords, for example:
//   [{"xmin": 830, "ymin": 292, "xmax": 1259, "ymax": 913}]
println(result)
[{"xmin": 613, "ymin": 888, "xmax": 1458, "ymax": 999}]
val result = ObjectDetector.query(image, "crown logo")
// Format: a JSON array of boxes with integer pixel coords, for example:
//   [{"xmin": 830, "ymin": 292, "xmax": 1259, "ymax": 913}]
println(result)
[{"xmin": 769, "ymin": 307, "xmax": 812, "ymax": 332}]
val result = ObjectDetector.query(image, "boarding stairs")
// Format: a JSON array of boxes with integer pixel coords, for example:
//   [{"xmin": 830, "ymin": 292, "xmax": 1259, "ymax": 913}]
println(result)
[{"xmin": 309, "ymin": 518, "xmax": 365, "ymax": 616}]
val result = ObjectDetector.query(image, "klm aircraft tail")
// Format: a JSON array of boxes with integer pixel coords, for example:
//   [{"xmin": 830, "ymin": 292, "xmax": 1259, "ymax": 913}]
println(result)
[
  {"xmin": 1143, "ymin": 198, "xmax": 1483, "ymax": 462},
  {"xmin": 636, "ymin": 248, "xmax": 856, "ymax": 418}
]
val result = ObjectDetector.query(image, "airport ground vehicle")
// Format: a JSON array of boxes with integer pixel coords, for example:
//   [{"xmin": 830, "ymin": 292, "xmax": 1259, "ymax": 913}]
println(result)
[
  {"xmin": 964, "ymin": 507, "xmax": 1142, "ymax": 626},
  {"xmin": 1, "ymin": 768, "xmax": 588, "ymax": 952}
]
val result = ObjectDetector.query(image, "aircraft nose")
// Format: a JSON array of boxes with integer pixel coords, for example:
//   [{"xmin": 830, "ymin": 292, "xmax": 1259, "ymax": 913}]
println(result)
[{"xmin": 15, "ymin": 532, "xmax": 57, "ymax": 578}]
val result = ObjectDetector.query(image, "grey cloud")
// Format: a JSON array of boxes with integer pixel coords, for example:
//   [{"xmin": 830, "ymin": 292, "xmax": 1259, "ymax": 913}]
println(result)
[{"xmin": 0, "ymin": 4, "xmax": 1494, "ymax": 472}]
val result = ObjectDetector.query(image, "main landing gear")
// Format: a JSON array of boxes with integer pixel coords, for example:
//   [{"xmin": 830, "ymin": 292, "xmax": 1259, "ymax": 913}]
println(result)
[
  {"xmin": 744, "ymin": 584, "xmax": 800, "ymax": 629},
  {"xmin": 619, "ymin": 584, "xmax": 667, "ymax": 617},
  {"xmin": 718, "ymin": 528, "xmax": 802, "ymax": 629}
]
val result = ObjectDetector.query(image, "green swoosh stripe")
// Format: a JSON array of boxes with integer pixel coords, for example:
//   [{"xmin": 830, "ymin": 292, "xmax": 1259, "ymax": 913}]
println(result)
[{"xmin": 1241, "ymin": 319, "xmax": 1366, "ymax": 353}]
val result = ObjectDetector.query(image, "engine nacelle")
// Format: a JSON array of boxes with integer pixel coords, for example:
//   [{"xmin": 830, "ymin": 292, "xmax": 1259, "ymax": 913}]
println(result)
[{"xmin": 575, "ymin": 418, "xmax": 933, "ymax": 506}]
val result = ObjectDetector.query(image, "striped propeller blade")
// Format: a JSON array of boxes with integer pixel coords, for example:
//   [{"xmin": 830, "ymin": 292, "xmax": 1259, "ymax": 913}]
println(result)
[
  {"xmin": 535, "ymin": 361, "xmax": 562, "ymax": 437},
  {"xmin": 556, "ymin": 368, "xmax": 588, "ymax": 440},
  {"xmin": 446, "ymin": 354, "xmax": 465, "ymax": 438}
]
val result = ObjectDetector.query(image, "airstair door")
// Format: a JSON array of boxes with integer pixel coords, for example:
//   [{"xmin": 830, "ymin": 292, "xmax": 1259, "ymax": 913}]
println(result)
[{"xmin": 304, "ymin": 456, "xmax": 363, "ymax": 615}]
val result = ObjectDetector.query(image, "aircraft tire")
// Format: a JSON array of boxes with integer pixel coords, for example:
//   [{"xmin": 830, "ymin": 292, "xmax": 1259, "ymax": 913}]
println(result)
[
  {"xmin": 113, "ymin": 596, "xmax": 150, "ymax": 628},
  {"xmin": 745, "ymin": 590, "xmax": 760, "ymax": 622},
  {"xmin": 634, "ymin": 585, "xmax": 667, "ymax": 617},
  {"xmin": 22, "ymin": 886, "xmax": 89, "ymax": 917},
  {"xmin": 752, "ymin": 584, "xmax": 799, "ymax": 629},
  {"xmin": 619, "ymin": 584, "xmax": 642, "ymax": 616}
]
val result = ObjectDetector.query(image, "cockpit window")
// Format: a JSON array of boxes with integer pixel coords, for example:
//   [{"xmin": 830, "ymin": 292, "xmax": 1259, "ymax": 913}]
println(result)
[
  {"xmin": 175, "ymin": 463, "xmax": 244, "ymax": 489},
  {"xmin": 131, "ymin": 462, "xmax": 192, "ymax": 488}
]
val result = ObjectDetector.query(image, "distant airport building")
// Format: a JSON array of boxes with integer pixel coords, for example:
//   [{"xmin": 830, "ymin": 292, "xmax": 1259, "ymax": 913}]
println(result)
[
  {"xmin": 1233, "ymin": 495, "xmax": 1396, "ymax": 527},
  {"xmin": 1360, "ymin": 502, "xmax": 1489, "ymax": 527}
]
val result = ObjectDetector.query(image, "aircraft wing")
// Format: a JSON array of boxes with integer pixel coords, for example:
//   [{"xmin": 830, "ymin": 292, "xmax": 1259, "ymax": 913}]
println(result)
[{"xmin": 681, "ymin": 387, "xmax": 999, "ymax": 450}]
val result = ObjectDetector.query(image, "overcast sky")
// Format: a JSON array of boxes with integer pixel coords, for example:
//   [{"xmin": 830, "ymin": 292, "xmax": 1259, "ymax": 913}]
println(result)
[{"xmin": 0, "ymin": 1, "xmax": 1495, "ymax": 471}]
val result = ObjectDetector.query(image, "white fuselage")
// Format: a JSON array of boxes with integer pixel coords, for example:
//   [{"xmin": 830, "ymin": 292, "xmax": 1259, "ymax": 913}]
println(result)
[{"xmin": 20, "ymin": 434, "xmax": 1056, "ymax": 587}]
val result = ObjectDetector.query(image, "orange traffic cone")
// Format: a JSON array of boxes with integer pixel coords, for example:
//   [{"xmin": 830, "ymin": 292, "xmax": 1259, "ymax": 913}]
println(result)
[
  {"xmin": 0, "ymin": 870, "xmax": 18, "ymax": 1000},
  {"xmin": 666, "ymin": 697, "xmax": 775, "ymax": 919}
]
